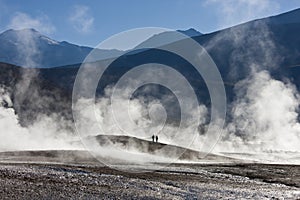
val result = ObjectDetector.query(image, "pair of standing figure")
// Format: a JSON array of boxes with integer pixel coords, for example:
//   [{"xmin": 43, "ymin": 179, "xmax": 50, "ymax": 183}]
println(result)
[{"xmin": 152, "ymin": 135, "xmax": 158, "ymax": 143}]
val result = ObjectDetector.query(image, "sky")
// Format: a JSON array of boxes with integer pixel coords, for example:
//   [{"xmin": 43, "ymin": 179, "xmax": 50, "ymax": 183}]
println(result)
[{"xmin": 0, "ymin": 0, "xmax": 299, "ymax": 47}]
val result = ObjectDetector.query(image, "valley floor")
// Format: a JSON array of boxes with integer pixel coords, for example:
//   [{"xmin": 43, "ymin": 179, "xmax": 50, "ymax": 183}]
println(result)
[{"xmin": 0, "ymin": 158, "xmax": 299, "ymax": 199}]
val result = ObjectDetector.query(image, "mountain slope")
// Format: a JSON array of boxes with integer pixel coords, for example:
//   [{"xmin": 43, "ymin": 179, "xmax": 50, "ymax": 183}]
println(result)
[
  {"xmin": 1, "ymin": 9, "xmax": 300, "ymax": 127},
  {"xmin": 267, "ymin": 8, "xmax": 300, "ymax": 25},
  {"xmin": 0, "ymin": 28, "xmax": 202, "ymax": 68},
  {"xmin": 0, "ymin": 62, "xmax": 73, "ymax": 126},
  {"xmin": 50, "ymin": 8, "xmax": 300, "ymax": 95},
  {"xmin": 0, "ymin": 29, "xmax": 122, "ymax": 68}
]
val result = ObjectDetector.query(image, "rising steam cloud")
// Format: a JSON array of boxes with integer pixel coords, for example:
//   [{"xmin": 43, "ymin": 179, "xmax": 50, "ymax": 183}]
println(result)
[
  {"xmin": 207, "ymin": 5, "xmax": 300, "ymax": 156},
  {"xmin": 0, "ymin": 23, "xmax": 79, "ymax": 151},
  {"xmin": 216, "ymin": 71, "xmax": 300, "ymax": 153},
  {"xmin": 0, "ymin": 9, "xmax": 299, "ymax": 165},
  {"xmin": 0, "ymin": 87, "xmax": 78, "ymax": 151}
]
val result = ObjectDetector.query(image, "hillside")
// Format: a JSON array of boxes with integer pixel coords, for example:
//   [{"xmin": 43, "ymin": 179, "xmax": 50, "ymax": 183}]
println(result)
[
  {"xmin": 0, "ymin": 29, "xmax": 122, "ymax": 68},
  {"xmin": 1, "ymin": 9, "xmax": 300, "ymax": 127},
  {"xmin": 90, "ymin": 135, "xmax": 235, "ymax": 162}
]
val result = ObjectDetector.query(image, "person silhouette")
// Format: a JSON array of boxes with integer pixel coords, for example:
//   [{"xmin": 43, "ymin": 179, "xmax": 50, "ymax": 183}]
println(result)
[
  {"xmin": 152, "ymin": 135, "xmax": 155, "ymax": 142},
  {"xmin": 155, "ymin": 135, "xmax": 158, "ymax": 143}
]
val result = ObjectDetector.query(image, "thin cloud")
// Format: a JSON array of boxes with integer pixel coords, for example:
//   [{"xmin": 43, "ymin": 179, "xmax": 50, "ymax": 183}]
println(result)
[
  {"xmin": 69, "ymin": 5, "xmax": 94, "ymax": 34},
  {"xmin": 204, "ymin": 0, "xmax": 280, "ymax": 29},
  {"xmin": 7, "ymin": 12, "xmax": 55, "ymax": 34}
]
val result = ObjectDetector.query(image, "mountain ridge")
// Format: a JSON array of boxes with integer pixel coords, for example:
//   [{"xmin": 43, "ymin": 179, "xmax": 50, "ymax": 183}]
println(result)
[
  {"xmin": 0, "ymin": 28, "xmax": 123, "ymax": 68},
  {"xmin": 0, "ymin": 28, "xmax": 203, "ymax": 68},
  {"xmin": 1, "ymin": 8, "xmax": 300, "ymax": 127}
]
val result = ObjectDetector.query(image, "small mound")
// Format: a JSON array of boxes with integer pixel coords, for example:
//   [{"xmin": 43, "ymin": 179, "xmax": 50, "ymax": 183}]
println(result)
[
  {"xmin": 0, "ymin": 136, "xmax": 239, "ymax": 165},
  {"xmin": 89, "ymin": 135, "xmax": 237, "ymax": 162}
]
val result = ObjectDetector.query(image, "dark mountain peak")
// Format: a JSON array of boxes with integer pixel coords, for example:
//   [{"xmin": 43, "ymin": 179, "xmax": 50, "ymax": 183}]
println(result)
[
  {"xmin": 135, "ymin": 28, "xmax": 202, "ymax": 49},
  {"xmin": 0, "ymin": 28, "xmax": 87, "ymax": 67},
  {"xmin": 177, "ymin": 28, "xmax": 202, "ymax": 37},
  {"xmin": 0, "ymin": 28, "xmax": 58, "ymax": 44}
]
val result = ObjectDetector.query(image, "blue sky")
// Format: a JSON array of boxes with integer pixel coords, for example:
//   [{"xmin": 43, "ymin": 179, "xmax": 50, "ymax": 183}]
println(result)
[{"xmin": 0, "ymin": 0, "xmax": 299, "ymax": 47}]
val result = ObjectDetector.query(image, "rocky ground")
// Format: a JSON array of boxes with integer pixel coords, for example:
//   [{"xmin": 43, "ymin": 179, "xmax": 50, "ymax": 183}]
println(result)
[{"xmin": 0, "ymin": 150, "xmax": 299, "ymax": 199}]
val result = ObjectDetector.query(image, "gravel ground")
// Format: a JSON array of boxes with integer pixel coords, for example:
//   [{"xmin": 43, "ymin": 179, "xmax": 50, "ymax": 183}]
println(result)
[{"xmin": 0, "ymin": 161, "xmax": 299, "ymax": 199}]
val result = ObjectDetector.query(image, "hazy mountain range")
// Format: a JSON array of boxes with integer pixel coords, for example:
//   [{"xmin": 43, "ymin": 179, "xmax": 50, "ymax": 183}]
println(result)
[
  {"xmin": 0, "ymin": 28, "xmax": 202, "ymax": 68},
  {"xmin": 0, "ymin": 8, "xmax": 300, "ymax": 126}
]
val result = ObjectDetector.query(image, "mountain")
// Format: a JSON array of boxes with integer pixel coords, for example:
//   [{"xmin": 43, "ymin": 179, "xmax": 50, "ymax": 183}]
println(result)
[
  {"xmin": 191, "ymin": 8, "xmax": 300, "ymax": 83},
  {"xmin": 0, "ymin": 28, "xmax": 202, "ymax": 68},
  {"xmin": 1, "ymin": 9, "xmax": 300, "ymax": 127},
  {"xmin": 0, "ymin": 28, "xmax": 123, "ymax": 68},
  {"xmin": 178, "ymin": 28, "xmax": 202, "ymax": 37},
  {"xmin": 44, "ymin": 8, "xmax": 300, "ymax": 98},
  {"xmin": 135, "ymin": 28, "xmax": 202, "ymax": 49}
]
